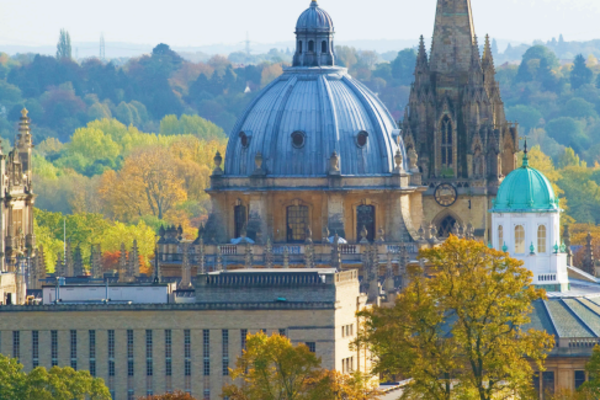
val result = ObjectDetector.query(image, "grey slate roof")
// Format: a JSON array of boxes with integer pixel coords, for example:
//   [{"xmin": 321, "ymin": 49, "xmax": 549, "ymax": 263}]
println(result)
[
  {"xmin": 224, "ymin": 67, "xmax": 405, "ymax": 177},
  {"xmin": 296, "ymin": 1, "xmax": 334, "ymax": 32}
]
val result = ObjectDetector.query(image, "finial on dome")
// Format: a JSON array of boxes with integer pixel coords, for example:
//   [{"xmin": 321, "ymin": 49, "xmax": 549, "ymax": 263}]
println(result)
[
  {"xmin": 21, "ymin": 108, "xmax": 28, "ymax": 118},
  {"xmin": 522, "ymin": 139, "xmax": 529, "ymax": 168}
]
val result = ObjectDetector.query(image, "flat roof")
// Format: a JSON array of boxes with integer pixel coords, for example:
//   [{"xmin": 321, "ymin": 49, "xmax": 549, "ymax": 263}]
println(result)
[{"xmin": 209, "ymin": 268, "xmax": 338, "ymax": 275}]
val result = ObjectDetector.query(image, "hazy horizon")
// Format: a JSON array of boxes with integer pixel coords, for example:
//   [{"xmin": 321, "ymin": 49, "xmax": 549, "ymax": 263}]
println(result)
[{"xmin": 0, "ymin": 0, "xmax": 599, "ymax": 50}]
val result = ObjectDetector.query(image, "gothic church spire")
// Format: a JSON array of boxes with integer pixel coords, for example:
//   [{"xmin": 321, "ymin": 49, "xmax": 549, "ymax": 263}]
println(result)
[{"xmin": 429, "ymin": 0, "xmax": 476, "ymax": 73}]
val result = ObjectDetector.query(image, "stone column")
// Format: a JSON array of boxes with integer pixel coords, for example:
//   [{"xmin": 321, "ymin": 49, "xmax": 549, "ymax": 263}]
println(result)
[{"xmin": 326, "ymin": 193, "xmax": 345, "ymax": 239}]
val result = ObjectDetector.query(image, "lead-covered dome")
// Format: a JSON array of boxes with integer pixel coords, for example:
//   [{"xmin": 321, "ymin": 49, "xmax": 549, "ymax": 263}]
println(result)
[
  {"xmin": 296, "ymin": 1, "xmax": 334, "ymax": 32},
  {"xmin": 491, "ymin": 152, "xmax": 559, "ymax": 212},
  {"xmin": 224, "ymin": 67, "xmax": 405, "ymax": 177}
]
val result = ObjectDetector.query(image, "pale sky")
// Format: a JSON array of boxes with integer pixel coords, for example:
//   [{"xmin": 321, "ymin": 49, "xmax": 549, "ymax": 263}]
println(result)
[{"xmin": 0, "ymin": 0, "xmax": 598, "ymax": 47}]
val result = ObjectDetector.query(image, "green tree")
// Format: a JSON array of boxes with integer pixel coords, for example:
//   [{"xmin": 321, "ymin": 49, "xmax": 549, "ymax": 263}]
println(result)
[
  {"xmin": 516, "ymin": 45, "xmax": 558, "ymax": 82},
  {"xmin": 545, "ymin": 117, "xmax": 586, "ymax": 147},
  {"xmin": 56, "ymin": 29, "xmax": 72, "ymax": 60},
  {"xmin": 558, "ymin": 147, "xmax": 585, "ymax": 168},
  {"xmin": 571, "ymin": 54, "xmax": 593, "ymax": 90},
  {"xmin": 356, "ymin": 236, "xmax": 554, "ymax": 400},
  {"xmin": 563, "ymin": 97, "xmax": 598, "ymax": 119},
  {"xmin": 506, "ymin": 105, "xmax": 542, "ymax": 133},
  {"xmin": 391, "ymin": 48, "xmax": 417, "ymax": 86},
  {"xmin": 0, "ymin": 354, "xmax": 110, "ymax": 400}
]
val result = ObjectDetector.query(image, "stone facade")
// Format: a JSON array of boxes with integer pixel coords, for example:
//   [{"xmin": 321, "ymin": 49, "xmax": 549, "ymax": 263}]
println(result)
[
  {"xmin": 403, "ymin": 0, "xmax": 518, "ymax": 241},
  {"xmin": 0, "ymin": 269, "xmax": 366, "ymax": 400}
]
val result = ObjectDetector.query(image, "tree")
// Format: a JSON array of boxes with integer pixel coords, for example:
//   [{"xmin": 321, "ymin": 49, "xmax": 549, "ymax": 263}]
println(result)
[
  {"xmin": 505, "ymin": 105, "xmax": 542, "ymax": 133},
  {"xmin": 545, "ymin": 117, "xmax": 585, "ymax": 147},
  {"xmin": 356, "ymin": 236, "xmax": 554, "ymax": 400},
  {"xmin": 98, "ymin": 146, "xmax": 187, "ymax": 221},
  {"xmin": 391, "ymin": 48, "xmax": 417, "ymax": 86},
  {"xmin": 139, "ymin": 391, "xmax": 197, "ymax": 400},
  {"xmin": 563, "ymin": 97, "xmax": 598, "ymax": 119},
  {"xmin": 0, "ymin": 354, "xmax": 111, "ymax": 400},
  {"xmin": 56, "ymin": 29, "xmax": 72, "ymax": 60},
  {"xmin": 222, "ymin": 333, "xmax": 379, "ymax": 400},
  {"xmin": 571, "ymin": 54, "xmax": 593, "ymax": 90}
]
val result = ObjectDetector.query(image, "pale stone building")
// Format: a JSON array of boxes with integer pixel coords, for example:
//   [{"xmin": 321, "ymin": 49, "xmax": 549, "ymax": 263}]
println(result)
[{"xmin": 0, "ymin": 268, "xmax": 366, "ymax": 400}]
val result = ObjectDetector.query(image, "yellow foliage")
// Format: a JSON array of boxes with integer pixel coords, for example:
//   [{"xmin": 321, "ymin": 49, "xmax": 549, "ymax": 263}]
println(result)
[
  {"xmin": 261, "ymin": 63, "xmax": 284, "ymax": 87},
  {"xmin": 98, "ymin": 146, "xmax": 187, "ymax": 221}
]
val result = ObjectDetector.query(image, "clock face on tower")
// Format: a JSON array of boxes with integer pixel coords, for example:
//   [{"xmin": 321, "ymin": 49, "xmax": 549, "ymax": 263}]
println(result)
[{"xmin": 434, "ymin": 183, "xmax": 458, "ymax": 207}]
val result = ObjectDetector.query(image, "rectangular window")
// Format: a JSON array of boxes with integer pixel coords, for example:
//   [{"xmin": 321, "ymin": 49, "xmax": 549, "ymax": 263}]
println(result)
[
  {"xmin": 222, "ymin": 330, "xmax": 229, "ymax": 376},
  {"xmin": 127, "ymin": 330, "xmax": 134, "ymax": 377},
  {"xmin": 575, "ymin": 370, "xmax": 586, "ymax": 390},
  {"xmin": 70, "ymin": 330, "xmax": 77, "ymax": 370},
  {"xmin": 279, "ymin": 329, "xmax": 286, "ymax": 337},
  {"xmin": 241, "ymin": 329, "xmax": 247, "ymax": 351},
  {"xmin": 350, "ymin": 324, "xmax": 353, "ymax": 336},
  {"xmin": 165, "ymin": 329, "xmax": 172, "ymax": 377},
  {"xmin": 146, "ymin": 330, "xmax": 153, "ymax": 376},
  {"xmin": 51, "ymin": 330, "xmax": 58, "ymax": 367},
  {"xmin": 542, "ymin": 371, "xmax": 555, "ymax": 399},
  {"xmin": 108, "ymin": 330, "xmax": 115, "ymax": 377},
  {"xmin": 32, "ymin": 331, "xmax": 39, "ymax": 368},
  {"xmin": 128, "ymin": 389, "xmax": 135, "ymax": 400},
  {"xmin": 203, "ymin": 329, "xmax": 210, "ymax": 376},
  {"xmin": 305, "ymin": 342, "xmax": 316, "ymax": 353},
  {"xmin": 204, "ymin": 389, "xmax": 210, "ymax": 400},
  {"xmin": 341, "ymin": 327, "xmax": 345, "ymax": 338},
  {"xmin": 184, "ymin": 329, "xmax": 191, "ymax": 359},
  {"xmin": 12, "ymin": 331, "xmax": 20, "ymax": 360},
  {"xmin": 89, "ymin": 330, "xmax": 96, "ymax": 376}
]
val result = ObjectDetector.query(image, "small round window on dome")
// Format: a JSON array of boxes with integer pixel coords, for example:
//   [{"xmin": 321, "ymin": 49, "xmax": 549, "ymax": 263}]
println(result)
[
  {"xmin": 291, "ymin": 131, "xmax": 305, "ymax": 149},
  {"xmin": 239, "ymin": 132, "xmax": 250, "ymax": 148},
  {"xmin": 356, "ymin": 131, "xmax": 369, "ymax": 148}
]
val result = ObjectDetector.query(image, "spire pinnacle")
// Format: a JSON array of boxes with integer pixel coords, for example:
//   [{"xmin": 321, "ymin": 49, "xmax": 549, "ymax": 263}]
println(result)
[
  {"xmin": 430, "ymin": 0, "xmax": 476, "ymax": 73},
  {"xmin": 416, "ymin": 35, "xmax": 429, "ymax": 69},
  {"xmin": 482, "ymin": 34, "xmax": 495, "ymax": 68}
]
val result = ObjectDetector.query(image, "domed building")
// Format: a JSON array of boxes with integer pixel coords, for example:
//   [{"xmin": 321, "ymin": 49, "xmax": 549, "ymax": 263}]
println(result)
[
  {"xmin": 490, "ymin": 146, "xmax": 568, "ymax": 292},
  {"xmin": 203, "ymin": 0, "xmax": 425, "ymax": 247}
]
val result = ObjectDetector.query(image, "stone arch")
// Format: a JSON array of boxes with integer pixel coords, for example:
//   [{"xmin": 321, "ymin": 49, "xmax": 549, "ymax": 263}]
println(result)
[{"xmin": 433, "ymin": 210, "xmax": 463, "ymax": 239}]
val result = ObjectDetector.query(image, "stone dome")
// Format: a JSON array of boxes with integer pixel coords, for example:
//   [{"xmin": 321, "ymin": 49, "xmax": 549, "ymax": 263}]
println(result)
[
  {"xmin": 296, "ymin": 1, "xmax": 334, "ymax": 32},
  {"xmin": 224, "ymin": 67, "xmax": 406, "ymax": 177},
  {"xmin": 491, "ymin": 152, "xmax": 559, "ymax": 213}
]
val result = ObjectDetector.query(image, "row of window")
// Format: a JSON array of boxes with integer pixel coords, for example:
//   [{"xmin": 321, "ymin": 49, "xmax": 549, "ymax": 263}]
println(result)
[
  {"xmin": 297, "ymin": 39, "xmax": 329, "ymax": 54},
  {"xmin": 234, "ymin": 204, "xmax": 377, "ymax": 242},
  {"xmin": 498, "ymin": 224, "xmax": 548, "ymax": 254},
  {"xmin": 341, "ymin": 357, "xmax": 354, "ymax": 374},
  {"xmin": 238, "ymin": 130, "xmax": 369, "ymax": 151}
]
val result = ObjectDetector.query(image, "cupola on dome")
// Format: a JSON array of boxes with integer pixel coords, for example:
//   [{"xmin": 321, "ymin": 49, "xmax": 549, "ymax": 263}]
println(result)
[
  {"xmin": 296, "ymin": 0, "xmax": 334, "ymax": 32},
  {"xmin": 491, "ymin": 150, "xmax": 559, "ymax": 213}
]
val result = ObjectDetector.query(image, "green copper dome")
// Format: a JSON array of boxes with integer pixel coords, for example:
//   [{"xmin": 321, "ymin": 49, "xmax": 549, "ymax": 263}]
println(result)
[{"xmin": 491, "ymin": 151, "xmax": 559, "ymax": 213}]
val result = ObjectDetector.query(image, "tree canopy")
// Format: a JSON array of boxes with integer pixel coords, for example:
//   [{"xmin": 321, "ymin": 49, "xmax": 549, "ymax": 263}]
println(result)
[{"xmin": 355, "ymin": 236, "xmax": 554, "ymax": 400}]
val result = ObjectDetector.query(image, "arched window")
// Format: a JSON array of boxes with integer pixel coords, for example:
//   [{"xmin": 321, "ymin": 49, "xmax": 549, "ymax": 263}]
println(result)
[
  {"xmin": 308, "ymin": 40, "xmax": 314, "ymax": 52},
  {"xmin": 438, "ymin": 216, "xmax": 456, "ymax": 238},
  {"xmin": 234, "ymin": 205, "xmax": 247, "ymax": 238},
  {"xmin": 441, "ymin": 116, "xmax": 453, "ymax": 168},
  {"xmin": 298, "ymin": 41, "xmax": 303, "ymax": 54},
  {"xmin": 537, "ymin": 225, "xmax": 547, "ymax": 253},
  {"xmin": 356, "ymin": 205, "xmax": 376, "ymax": 242},
  {"xmin": 287, "ymin": 205, "xmax": 309, "ymax": 242},
  {"xmin": 515, "ymin": 225, "xmax": 525, "ymax": 254},
  {"xmin": 321, "ymin": 41, "xmax": 327, "ymax": 53},
  {"xmin": 498, "ymin": 225, "xmax": 504, "ymax": 250}
]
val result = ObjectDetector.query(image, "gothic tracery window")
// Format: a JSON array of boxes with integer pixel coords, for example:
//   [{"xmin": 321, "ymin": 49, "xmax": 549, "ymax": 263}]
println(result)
[
  {"xmin": 438, "ymin": 216, "xmax": 456, "ymax": 238},
  {"xmin": 287, "ymin": 205, "xmax": 309, "ymax": 242},
  {"xmin": 441, "ymin": 115, "xmax": 453, "ymax": 168},
  {"xmin": 356, "ymin": 205, "xmax": 376, "ymax": 242}
]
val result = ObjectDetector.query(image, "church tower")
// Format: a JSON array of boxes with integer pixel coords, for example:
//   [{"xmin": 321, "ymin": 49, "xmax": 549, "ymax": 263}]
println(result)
[{"xmin": 403, "ymin": 0, "xmax": 518, "ymax": 241}]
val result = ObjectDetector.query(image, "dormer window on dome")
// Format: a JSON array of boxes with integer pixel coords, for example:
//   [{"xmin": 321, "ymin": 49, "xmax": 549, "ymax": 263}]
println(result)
[
  {"xmin": 356, "ymin": 131, "xmax": 369, "ymax": 148},
  {"xmin": 239, "ymin": 131, "xmax": 250, "ymax": 148},
  {"xmin": 291, "ymin": 131, "xmax": 305, "ymax": 149},
  {"xmin": 293, "ymin": 1, "xmax": 335, "ymax": 67}
]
